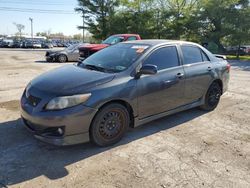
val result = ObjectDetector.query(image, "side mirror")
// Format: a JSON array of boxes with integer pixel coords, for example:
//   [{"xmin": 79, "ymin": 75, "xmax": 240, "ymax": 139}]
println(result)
[{"xmin": 136, "ymin": 64, "xmax": 157, "ymax": 78}]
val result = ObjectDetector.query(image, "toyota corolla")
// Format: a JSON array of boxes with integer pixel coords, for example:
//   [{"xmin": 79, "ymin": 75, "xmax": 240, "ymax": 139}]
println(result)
[{"xmin": 20, "ymin": 40, "xmax": 230, "ymax": 146}]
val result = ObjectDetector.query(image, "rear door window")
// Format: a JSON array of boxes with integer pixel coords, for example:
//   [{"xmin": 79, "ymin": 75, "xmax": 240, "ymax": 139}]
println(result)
[
  {"xmin": 201, "ymin": 50, "xmax": 210, "ymax": 61},
  {"xmin": 143, "ymin": 46, "xmax": 179, "ymax": 70},
  {"xmin": 181, "ymin": 45, "xmax": 203, "ymax": 65}
]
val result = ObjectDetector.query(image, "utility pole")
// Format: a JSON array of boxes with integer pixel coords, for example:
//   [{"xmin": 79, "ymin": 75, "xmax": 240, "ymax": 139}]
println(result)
[
  {"xmin": 82, "ymin": 13, "xmax": 84, "ymax": 42},
  {"xmin": 29, "ymin": 17, "xmax": 33, "ymax": 45}
]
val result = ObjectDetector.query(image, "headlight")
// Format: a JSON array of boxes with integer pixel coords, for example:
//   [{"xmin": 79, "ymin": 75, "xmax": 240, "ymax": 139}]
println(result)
[{"xmin": 45, "ymin": 93, "xmax": 91, "ymax": 110}]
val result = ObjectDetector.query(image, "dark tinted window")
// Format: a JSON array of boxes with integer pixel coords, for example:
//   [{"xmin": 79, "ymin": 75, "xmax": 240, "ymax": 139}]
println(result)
[
  {"xmin": 201, "ymin": 50, "xmax": 210, "ymax": 61},
  {"xmin": 144, "ymin": 46, "xmax": 179, "ymax": 70},
  {"xmin": 181, "ymin": 46, "xmax": 203, "ymax": 65},
  {"xmin": 127, "ymin": 36, "xmax": 137, "ymax": 41}
]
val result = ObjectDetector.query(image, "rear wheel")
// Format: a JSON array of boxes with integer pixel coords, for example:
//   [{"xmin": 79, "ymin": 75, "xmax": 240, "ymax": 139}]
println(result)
[
  {"xmin": 200, "ymin": 82, "xmax": 222, "ymax": 111},
  {"xmin": 58, "ymin": 54, "xmax": 67, "ymax": 63},
  {"xmin": 90, "ymin": 103, "xmax": 130, "ymax": 146}
]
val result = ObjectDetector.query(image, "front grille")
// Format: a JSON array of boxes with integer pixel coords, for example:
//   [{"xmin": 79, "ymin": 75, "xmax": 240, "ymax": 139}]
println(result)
[{"xmin": 79, "ymin": 49, "xmax": 95, "ymax": 58}]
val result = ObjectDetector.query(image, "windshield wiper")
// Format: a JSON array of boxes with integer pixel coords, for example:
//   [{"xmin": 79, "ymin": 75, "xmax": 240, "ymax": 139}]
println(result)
[
  {"xmin": 81, "ymin": 63, "xmax": 118, "ymax": 73},
  {"xmin": 83, "ymin": 64, "xmax": 104, "ymax": 72}
]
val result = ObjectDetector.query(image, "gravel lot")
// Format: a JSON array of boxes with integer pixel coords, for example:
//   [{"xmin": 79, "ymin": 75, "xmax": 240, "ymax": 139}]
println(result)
[{"xmin": 0, "ymin": 48, "xmax": 249, "ymax": 188}]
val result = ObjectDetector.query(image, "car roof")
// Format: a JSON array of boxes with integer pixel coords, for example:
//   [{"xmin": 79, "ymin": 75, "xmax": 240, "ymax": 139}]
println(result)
[
  {"xmin": 113, "ymin": 34, "xmax": 139, "ymax": 37},
  {"xmin": 123, "ymin": 39, "xmax": 200, "ymax": 46}
]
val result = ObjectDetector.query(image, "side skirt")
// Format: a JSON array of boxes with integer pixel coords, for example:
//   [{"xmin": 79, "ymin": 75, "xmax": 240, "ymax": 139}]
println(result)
[{"xmin": 134, "ymin": 100, "xmax": 203, "ymax": 128}]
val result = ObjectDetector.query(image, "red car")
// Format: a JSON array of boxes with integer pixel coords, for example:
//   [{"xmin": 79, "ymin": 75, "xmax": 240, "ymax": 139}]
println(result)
[{"xmin": 78, "ymin": 34, "xmax": 141, "ymax": 60}]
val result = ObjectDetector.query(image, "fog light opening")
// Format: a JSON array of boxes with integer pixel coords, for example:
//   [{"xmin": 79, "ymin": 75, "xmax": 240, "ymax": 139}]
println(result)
[{"xmin": 57, "ymin": 128, "xmax": 64, "ymax": 135}]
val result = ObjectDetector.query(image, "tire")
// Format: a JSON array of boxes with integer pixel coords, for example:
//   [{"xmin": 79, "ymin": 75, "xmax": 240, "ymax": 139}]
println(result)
[
  {"xmin": 57, "ymin": 54, "xmax": 67, "ymax": 63},
  {"xmin": 90, "ymin": 103, "xmax": 130, "ymax": 147},
  {"xmin": 200, "ymin": 82, "xmax": 222, "ymax": 111}
]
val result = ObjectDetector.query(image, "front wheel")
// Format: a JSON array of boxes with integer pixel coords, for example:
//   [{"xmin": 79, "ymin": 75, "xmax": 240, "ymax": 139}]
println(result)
[
  {"xmin": 57, "ymin": 54, "xmax": 67, "ymax": 63},
  {"xmin": 200, "ymin": 82, "xmax": 222, "ymax": 111},
  {"xmin": 90, "ymin": 103, "xmax": 130, "ymax": 147}
]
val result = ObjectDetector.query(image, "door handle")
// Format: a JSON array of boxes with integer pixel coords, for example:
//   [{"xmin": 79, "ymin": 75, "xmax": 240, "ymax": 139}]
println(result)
[
  {"xmin": 207, "ymin": 67, "xmax": 213, "ymax": 71},
  {"xmin": 176, "ymin": 73, "xmax": 184, "ymax": 79}
]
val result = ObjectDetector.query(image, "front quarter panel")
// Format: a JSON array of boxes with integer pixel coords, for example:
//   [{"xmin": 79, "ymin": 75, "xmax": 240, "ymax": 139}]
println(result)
[{"xmin": 84, "ymin": 75, "xmax": 138, "ymax": 116}]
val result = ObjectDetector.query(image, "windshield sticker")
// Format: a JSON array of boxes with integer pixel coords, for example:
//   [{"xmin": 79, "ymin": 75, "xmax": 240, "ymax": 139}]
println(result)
[
  {"xmin": 116, "ymin": 66, "xmax": 126, "ymax": 70},
  {"xmin": 131, "ymin": 45, "xmax": 149, "ymax": 49},
  {"xmin": 136, "ymin": 48, "xmax": 146, "ymax": 53},
  {"xmin": 131, "ymin": 45, "xmax": 149, "ymax": 53}
]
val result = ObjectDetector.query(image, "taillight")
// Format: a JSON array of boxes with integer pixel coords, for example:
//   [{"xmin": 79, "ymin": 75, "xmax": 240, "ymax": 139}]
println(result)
[{"xmin": 226, "ymin": 63, "xmax": 231, "ymax": 73}]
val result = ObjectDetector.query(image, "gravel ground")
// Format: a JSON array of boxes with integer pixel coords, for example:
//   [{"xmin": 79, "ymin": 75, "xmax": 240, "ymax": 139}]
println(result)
[{"xmin": 0, "ymin": 49, "xmax": 249, "ymax": 188}]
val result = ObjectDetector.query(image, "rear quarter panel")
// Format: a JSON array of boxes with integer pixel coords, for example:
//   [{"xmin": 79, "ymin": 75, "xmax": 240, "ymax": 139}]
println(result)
[{"xmin": 212, "ymin": 59, "xmax": 230, "ymax": 93}]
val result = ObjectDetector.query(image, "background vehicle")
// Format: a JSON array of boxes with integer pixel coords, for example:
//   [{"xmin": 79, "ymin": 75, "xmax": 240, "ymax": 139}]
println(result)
[
  {"xmin": 25, "ymin": 41, "xmax": 42, "ymax": 48},
  {"xmin": 12, "ymin": 40, "xmax": 22, "ymax": 48},
  {"xmin": 33, "ymin": 41, "xmax": 42, "ymax": 48},
  {"xmin": 1, "ymin": 39, "xmax": 14, "ymax": 47},
  {"xmin": 78, "ymin": 34, "xmax": 141, "ymax": 60},
  {"xmin": 45, "ymin": 43, "xmax": 88, "ymax": 63},
  {"xmin": 21, "ymin": 40, "xmax": 230, "ymax": 147},
  {"xmin": 225, "ymin": 46, "xmax": 250, "ymax": 55},
  {"xmin": 41, "ymin": 42, "xmax": 53, "ymax": 49}
]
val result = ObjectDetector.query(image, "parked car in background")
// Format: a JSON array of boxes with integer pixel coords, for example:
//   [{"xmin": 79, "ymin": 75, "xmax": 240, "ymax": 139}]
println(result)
[
  {"xmin": 45, "ymin": 43, "xmax": 88, "ymax": 63},
  {"xmin": 12, "ymin": 40, "xmax": 22, "ymax": 48},
  {"xmin": 21, "ymin": 40, "xmax": 230, "ymax": 146},
  {"xmin": 33, "ymin": 41, "xmax": 42, "ymax": 48},
  {"xmin": 1, "ymin": 39, "xmax": 14, "ymax": 47},
  {"xmin": 78, "ymin": 34, "xmax": 141, "ymax": 60},
  {"xmin": 24, "ymin": 41, "xmax": 42, "ymax": 48},
  {"xmin": 25, "ymin": 41, "xmax": 33, "ymax": 48},
  {"xmin": 42, "ymin": 42, "xmax": 53, "ymax": 49},
  {"xmin": 241, "ymin": 45, "xmax": 250, "ymax": 55},
  {"xmin": 225, "ymin": 46, "xmax": 250, "ymax": 55}
]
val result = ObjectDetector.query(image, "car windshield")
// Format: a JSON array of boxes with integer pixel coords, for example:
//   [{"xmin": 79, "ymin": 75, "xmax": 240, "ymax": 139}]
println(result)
[
  {"xmin": 78, "ymin": 43, "xmax": 150, "ymax": 73},
  {"xmin": 66, "ymin": 44, "xmax": 78, "ymax": 51},
  {"xmin": 102, "ymin": 36, "xmax": 125, "ymax": 45}
]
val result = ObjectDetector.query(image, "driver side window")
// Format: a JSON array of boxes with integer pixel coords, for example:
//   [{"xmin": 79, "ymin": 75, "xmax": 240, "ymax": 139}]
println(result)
[{"xmin": 143, "ymin": 46, "xmax": 180, "ymax": 70}]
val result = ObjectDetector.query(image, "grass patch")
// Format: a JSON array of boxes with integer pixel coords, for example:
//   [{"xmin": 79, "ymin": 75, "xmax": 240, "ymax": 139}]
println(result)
[{"xmin": 226, "ymin": 55, "xmax": 250, "ymax": 61}]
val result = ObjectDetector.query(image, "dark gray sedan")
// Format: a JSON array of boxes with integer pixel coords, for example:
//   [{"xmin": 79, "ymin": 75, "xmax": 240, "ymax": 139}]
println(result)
[{"xmin": 20, "ymin": 40, "xmax": 230, "ymax": 146}]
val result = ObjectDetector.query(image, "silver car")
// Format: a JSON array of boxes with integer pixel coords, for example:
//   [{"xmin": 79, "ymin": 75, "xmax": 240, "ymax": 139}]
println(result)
[{"xmin": 45, "ymin": 43, "xmax": 88, "ymax": 63}]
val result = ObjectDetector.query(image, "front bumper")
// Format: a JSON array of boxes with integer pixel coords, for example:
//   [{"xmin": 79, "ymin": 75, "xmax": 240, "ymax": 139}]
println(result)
[
  {"xmin": 21, "ymin": 98, "xmax": 98, "ymax": 145},
  {"xmin": 46, "ymin": 56, "xmax": 56, "ymax": 62}
]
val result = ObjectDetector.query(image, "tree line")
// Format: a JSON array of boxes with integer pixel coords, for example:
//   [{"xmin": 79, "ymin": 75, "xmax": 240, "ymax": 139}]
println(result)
[{"xmin": 75, "ymin": 0, "xmax": 250, "ymax": 53}]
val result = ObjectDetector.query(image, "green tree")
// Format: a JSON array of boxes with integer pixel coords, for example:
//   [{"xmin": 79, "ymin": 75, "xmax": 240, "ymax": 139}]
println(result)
[
  {"xmin": 73, "ymin": 33, "xmax": 83, "ymax": 40},
  {"xmin": 75, "ymin": 0, "xmax": 119, "ymax": 40},
  {"xmin": 196, "ymin": 0, "xmax": 250, "ymax": 53},
  {"xmin": 75, "ymin": 0, "xmax": 250, "ymax": 50},
  {"xmin": 226, "ymin": 1, "xmax": 250, "ymax": 57}
]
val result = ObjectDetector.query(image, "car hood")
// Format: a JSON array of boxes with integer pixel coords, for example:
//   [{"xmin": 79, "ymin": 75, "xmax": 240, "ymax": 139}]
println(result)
[
  {"xmin": 30, "ymin": 65, "xmax": 115, "ymax": 95},
  {"xmin": 79, "ymin": 44, "xmax": 109, "ymax": 51},
  {"xmin": 46, "ymin": 49, "xmax": 65, "ymax": 56}
]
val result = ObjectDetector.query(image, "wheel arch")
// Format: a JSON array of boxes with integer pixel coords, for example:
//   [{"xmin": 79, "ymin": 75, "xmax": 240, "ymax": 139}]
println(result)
[
  {"xmin": 212, "ymin": 79, "xmax": 223, "ymax": 94},
  {"xmin": 89, "ymin": 99, "xmax": 135, "ymax": 135},
  {"xmin": 201, "ymin": 78, "xmax": 223, "ymax": 104}
]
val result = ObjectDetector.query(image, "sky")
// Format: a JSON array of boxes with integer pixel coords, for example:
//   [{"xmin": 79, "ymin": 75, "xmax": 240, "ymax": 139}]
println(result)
[{"xmin": 0, "ymin": 0, "xmax": 83, "ymax": 36}]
